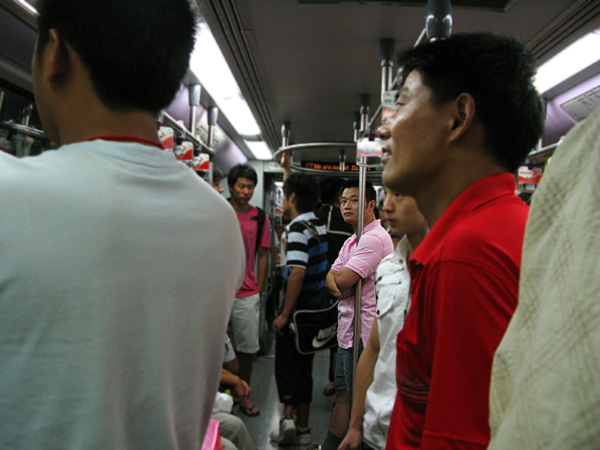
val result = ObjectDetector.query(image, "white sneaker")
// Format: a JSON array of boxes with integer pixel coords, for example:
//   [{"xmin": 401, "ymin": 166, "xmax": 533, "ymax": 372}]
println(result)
[
  {"xmin": 269, "ymin": 416, "xmax": 296, "ymax": 445},
  {"xmin": 293, "ymin": 428, "xmax": 312, "ymax": 445}
]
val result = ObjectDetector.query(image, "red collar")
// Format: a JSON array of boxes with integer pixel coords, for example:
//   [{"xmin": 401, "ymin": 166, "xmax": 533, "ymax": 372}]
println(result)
[
  {"xmin": 412, "ymin": 173, "xmax": 519, "ymax": 266},
  {"xmin": 85, "ymin": 135, "xmax": 163, "ymax": 150}
]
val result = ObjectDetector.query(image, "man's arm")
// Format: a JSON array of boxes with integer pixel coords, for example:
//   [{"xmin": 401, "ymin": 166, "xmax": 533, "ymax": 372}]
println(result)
[
  {"xmin": 339, "ymin": 317, "xmax": 381, "ymax": 450},
  {"xmin": 326, "ymin": 269, "xmax": 341, "ymax": 297},
  {"xmin": 256, "ymin": 246, "xmax": 269, "ymax": 294},
  {"xmin": 220, "ymin": 368, "xmax": 251, "ymax": 398},
  {"xmin": 280, "ymin": 151, "xmax": 292, "ymax": 180},
  {"xmin": 334, "ymin": 267, "xmax": 361, "ymax": 296},
  {"xmin": 273, "ymin": 266, "xmax": 306, "ymax": 333}
]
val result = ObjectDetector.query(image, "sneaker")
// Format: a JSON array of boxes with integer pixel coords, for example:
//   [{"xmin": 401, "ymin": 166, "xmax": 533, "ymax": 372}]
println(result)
[
  {"xmin": 293, "ymin": 428, "xmax": 312, "ymax": 445},
  {"xmin": 269, "ymin": 416, "xmax": 296, "ymax": 445}
]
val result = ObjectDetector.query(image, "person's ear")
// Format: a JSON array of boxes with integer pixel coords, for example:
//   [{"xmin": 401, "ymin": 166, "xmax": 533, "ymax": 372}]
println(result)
[
  {"xmin": 448, "ymin": 93, "xmax": 476, "ymax": 142},
  {"xmin": 41, "ymin": 29, "xmax": 71, "ymax": 84},
  {"xmin": 289, "ymin": 192, "xmax": 296, "ymax": 204}
]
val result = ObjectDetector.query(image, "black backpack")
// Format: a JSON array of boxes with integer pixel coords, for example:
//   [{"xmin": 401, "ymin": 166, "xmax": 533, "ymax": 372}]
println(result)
[{"xmin": 252, "ymin": 207, "xmax": 267, "ymax": 254}]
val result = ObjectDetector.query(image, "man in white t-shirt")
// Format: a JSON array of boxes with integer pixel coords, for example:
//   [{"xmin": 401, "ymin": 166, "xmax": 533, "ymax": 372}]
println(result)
[
  {"xmin": 339, "ymin": 188, "xmax": 425, "ymax": 450},
  {"xmin": 0, "ymin": 1, "xmax": 245, "ymax": 449}
]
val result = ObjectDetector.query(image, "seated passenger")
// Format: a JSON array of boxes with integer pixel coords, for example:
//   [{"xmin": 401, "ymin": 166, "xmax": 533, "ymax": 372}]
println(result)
[
  {"xmin": 214, "ymin": 369, "xmax": 256, "ymax": 450},
  {"xmin": 339, "ymin": 188, "xmax": 425, "ymax": 450},
  {"xmin": 377, "ymin": 32, "xmax": 544, "ymax": 449},
  {"xmin": 0, "ymin": 0, "xmax": 245, "ymax": 448},
  {"xmin": 489, "ymin": 107, "xmax": 600, "ymax": 449}
]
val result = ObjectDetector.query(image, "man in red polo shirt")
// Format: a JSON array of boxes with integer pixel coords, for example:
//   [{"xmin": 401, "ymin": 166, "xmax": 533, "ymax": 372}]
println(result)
[{"xmin": 377, "ymin": 33, "xmax": 544, "ymax": 449}]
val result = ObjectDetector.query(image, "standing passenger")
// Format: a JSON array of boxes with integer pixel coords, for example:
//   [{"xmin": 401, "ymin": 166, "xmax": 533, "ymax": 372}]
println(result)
[
  {"xmin": 377, "ymin": 32, "xmax": 544, "ymax": 449},
  {"xmin": 339, "ymin": 188, "xmax": 425, "ymax": 450},
  {"xmin": 227, "ymin": 163, "xmax": 271, "ymax": 417},
  {"xmin": 317, "ymin": 179, "xmax": 394, "ymax": 450},
  {"xmin": 270, "ymin": 173, "xmax": 328, "ymax": 445},
  {"xmin": 488, "ymin": 106, "xmax": 600, "ymax": 450},
  {"xmin": 315, "ymin": 176, "xmax": 354, "ymax": 396},
  {"xmin": 0, "ymin": 0, "xmax": 245, "ymax": 448}
]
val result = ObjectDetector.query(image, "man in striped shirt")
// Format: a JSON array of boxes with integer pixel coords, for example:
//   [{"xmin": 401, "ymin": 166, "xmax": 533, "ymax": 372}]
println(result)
[
  {"xmin": 317, "ymin": 179, "xmax": 394, "ymax": 450},
  {"xmin": 271, "ymin": 173, "xmax": 329, "ymax": 446}
]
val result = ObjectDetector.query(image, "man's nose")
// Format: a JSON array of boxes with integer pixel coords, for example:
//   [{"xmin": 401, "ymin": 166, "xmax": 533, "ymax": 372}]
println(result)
[{"xmin": 377, "ymin": 120, "xmax": 390, "ymax": 140}]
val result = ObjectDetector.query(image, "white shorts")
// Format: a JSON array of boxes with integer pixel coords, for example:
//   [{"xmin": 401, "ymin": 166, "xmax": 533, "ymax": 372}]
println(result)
[
  {"xmin": 231, "ymin": 293, "xmax": 260, "ymax": 354},
  {"xmin": 223, "ymin": 334, "xmax": 237, "ymax": 364}
]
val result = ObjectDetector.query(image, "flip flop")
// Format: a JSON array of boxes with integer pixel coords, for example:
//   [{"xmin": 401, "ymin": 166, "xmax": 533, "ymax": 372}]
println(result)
[
  {"xmin": 239, "ymin": 402, "xmax": 260, "ymax": 416},
  {"xmin": 323, "ymin": 386, "xmax": 335, "ymax": 396}
]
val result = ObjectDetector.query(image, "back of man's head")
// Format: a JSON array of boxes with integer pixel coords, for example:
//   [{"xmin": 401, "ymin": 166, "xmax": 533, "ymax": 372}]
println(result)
[
  {"xmin": 227, "ymin": 164, "xmax": 258, "ymax": 187},
  {"xmin": 320, "ymin": 177, "xmax": 345, "ymax": 205},
  {"xmin": 213, "ymin": 168, "xmax": 225, "ymax": 185},
  {"xmin": 397, "ymin": 32, "xmax": 544, "ymax": 173},
  {"xmin": 284, "ymin": 174, "xmax": 320, "ymax": 214},
  {"xmin": 341, "ymin": 178, "xmax": 377, "ymax": 204},
  {"xmin": 36, "ymin": 0, "xmax": 197, "ymax": 115}
]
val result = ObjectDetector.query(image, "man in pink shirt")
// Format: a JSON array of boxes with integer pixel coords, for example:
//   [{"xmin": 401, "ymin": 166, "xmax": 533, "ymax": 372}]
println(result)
[
  {"xmin": 227, "ymin": 163, "xmax": 271, "ymax": 417},
  {"xmin": 316, "ymin": 179, "xmax": 394, "ymax": 450}
]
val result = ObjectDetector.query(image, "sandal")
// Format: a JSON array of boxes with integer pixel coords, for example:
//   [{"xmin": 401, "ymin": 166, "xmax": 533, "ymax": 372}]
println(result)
[
  {"xmin": 323, "ymin": 382, "xmax": 335, "ymax": 396},
  {"xmin": 238, "ymin": 398, "xmax": 260, "ymax": 416}
]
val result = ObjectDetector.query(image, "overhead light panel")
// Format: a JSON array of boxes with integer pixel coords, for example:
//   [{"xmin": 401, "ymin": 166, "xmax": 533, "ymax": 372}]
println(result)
[
  {"xmin": 190, "ymin": 23, "xmax": 263, "ymax": 138},
  {"xmin": 534, "ymin": 29, "xmax": 600, "ymax": 95},
  {"xmin": 244, "ymin": 140, "xmax": 273, "ymax": 161}
]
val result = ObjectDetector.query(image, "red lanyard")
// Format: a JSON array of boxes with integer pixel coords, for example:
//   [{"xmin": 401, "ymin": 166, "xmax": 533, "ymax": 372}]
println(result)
[{"xmin": 85, "ymin": 135, "xmax": 163, "ymax": 150}]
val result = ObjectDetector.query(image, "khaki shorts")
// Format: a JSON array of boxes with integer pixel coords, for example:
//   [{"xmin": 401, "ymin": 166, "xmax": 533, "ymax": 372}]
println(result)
[{"xmin": 231, "ymin": 293, "xmax": 260, "ymax": 354}]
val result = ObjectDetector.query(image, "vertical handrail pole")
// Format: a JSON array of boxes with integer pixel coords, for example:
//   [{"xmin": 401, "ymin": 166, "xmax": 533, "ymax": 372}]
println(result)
[
  {"xmin": 189, "ymin": 84, "xmax": 201, "ymax": 137},
  {"xmin": 380, "ymin": 38, "xmax": 395, "ymax": 103},
  {"xmin": 352, "ymin": 95, "xmax": 370, "ymax": 388},
  {"xmin": 206, "ymin": 106, "xmax": 218, "ymax": 185}
]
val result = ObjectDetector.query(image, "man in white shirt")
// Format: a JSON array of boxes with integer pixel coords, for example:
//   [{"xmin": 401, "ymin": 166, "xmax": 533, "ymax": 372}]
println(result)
[
  {"xmin": 0, "ymin": 1, "xmax": 245, "ymax": 448},
  {"xmin": 339, "ymin": 188, "xmax": 425, "ymax": 450}
]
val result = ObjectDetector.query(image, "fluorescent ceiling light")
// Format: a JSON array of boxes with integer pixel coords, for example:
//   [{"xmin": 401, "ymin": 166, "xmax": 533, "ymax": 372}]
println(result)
[
  {"xmin": 190, "ymin": 23, "xmax": 262, "ymax": 137},
  {"xmin": 245, "ymin": 140, "xmax": 273, "ymax": 161},
  {"xmin": 534, "ymin": 29, "xmax": 600, "ymax": 95},
  {"xmin": 16, "ymin": 0, "xmax": 37, "ymax": 15}
]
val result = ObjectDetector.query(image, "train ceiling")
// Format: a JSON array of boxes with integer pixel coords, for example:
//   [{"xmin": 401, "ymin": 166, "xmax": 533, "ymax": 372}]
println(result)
[{"xmin": 196, "ymin": 0, "xmax": 600, "ymax": 162}]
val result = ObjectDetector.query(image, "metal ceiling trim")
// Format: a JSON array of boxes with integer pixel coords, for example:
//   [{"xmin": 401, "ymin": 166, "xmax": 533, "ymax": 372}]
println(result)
[
  {"xmin": 526, "ymin": 0, "xmax": 600, "ymax": 65},
  {"xmin": 0, "ymin": 0, "xmax": 38, "ymax": 31},
  {"xmin": 298, "ymin": 0, "xmax": 516, "ymax": 12}
]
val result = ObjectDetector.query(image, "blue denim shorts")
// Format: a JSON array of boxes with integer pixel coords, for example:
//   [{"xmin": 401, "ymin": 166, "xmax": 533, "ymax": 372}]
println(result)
[{"xmin": 334, "ymin": 341, "xmax": 364, "ymax": 391}]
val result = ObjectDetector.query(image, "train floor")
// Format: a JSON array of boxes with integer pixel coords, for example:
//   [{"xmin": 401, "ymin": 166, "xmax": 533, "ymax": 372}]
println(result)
[{"xmin": 233, "ymin": 333, "xmax": 336, "ymax": 449}]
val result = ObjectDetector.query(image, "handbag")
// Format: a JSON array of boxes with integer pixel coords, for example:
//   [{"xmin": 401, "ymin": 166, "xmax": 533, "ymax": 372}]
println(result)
[{"xmin": 287, "ymin": 219, "xmax": 339, "ymax": 355}]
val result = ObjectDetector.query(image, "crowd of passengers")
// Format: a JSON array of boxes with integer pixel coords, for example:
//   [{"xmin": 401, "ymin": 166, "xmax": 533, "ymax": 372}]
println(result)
[{"xmin": 0, "ymin": 0, "xmax": 597, "ymax": 449}]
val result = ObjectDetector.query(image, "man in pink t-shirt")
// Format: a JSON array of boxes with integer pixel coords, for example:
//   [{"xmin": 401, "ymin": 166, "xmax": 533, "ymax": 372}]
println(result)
[
  {"xmin": 317, "ymin": 178, "xmax": 393, "ymax": 450},
  {"xmin": 227, "ymin": 163, "xmax": 271, "ymax": 417}
]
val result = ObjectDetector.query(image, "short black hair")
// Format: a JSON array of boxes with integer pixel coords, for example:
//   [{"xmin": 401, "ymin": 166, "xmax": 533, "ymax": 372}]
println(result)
[
  {"xmin": 319, "ymin": 177, "xmax": 345, "ymax": 204},
  {"xmin": 397, "ymin": 32, "xmax": 544, "ymax": 173},
  {"xmin": 227, "ymin": 163, "xmax": 258, "ymax": 187},
  {"xmin": 340, "ymin": 178, "xmax": 376, "ymax": 204},
  {"xmin": 36, "ymin": 0, "xmax": 197, "ymax": 115},
  {"xmin": 283, "ymin": 174, "xmax": 320, "ymax": 214},
  {"xmin": 213, "ymin": 168, "xmax": 225, "ymax": 184}
]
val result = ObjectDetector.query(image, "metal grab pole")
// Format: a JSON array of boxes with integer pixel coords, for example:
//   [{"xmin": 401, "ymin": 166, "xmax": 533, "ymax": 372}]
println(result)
[
  {"xmin": 351, "ymin": 96, "xmax": 370, "ymax": 389},
  {"xmin": 207, "ymin": 106, "xmax": 218, "ymax": 185}
]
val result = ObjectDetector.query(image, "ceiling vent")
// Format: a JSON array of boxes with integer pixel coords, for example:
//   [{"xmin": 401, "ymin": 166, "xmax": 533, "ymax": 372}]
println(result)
[{"xmin": 561, "ymin": 85, "xmax": 600, "ymax": 122}]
